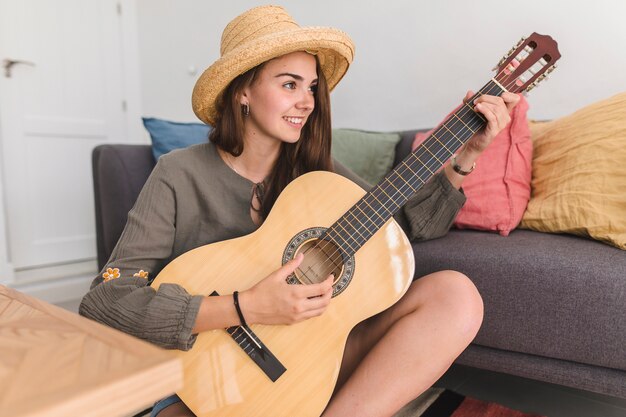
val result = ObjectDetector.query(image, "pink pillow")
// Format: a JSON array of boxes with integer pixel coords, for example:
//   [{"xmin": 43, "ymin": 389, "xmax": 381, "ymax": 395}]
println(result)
[{"xmin": 412, "ymin": 95, "xmax": 531, "ymax": 236}]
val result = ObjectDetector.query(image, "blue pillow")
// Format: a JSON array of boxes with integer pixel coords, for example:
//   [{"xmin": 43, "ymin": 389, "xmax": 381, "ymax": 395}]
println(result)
[{"xmin": 142, "ymin": 117, "xmax": 212, "ymax": 160}]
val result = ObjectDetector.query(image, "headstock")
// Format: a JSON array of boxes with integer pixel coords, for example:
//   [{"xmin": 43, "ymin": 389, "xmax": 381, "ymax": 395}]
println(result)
[{"xmin": 493, "ymin": 32, "xmax": 561, "ymax": 94}]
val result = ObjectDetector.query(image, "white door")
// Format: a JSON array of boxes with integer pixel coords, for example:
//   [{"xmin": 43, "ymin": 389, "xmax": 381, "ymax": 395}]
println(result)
[{"xmin": 0, "ymin": 0, "xmax": 128, "ymax": 270}]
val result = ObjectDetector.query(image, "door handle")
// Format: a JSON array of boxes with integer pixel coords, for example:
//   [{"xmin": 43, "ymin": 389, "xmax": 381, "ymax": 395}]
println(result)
[{"xmin": 3, "ymin": 59, "xmax": 36, "ymax": 78}]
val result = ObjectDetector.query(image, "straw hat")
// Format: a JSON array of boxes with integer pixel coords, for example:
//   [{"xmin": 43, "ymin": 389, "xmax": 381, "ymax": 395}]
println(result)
[{"xmin": 191, "ymin": 5, "xmax": 355, "ymax": 126}]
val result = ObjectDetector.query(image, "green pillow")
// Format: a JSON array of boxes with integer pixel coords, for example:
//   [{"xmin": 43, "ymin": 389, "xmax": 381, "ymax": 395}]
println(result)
[{"xmin": 331, "ymin": 129, "xmax": 401, "ymax": 185}]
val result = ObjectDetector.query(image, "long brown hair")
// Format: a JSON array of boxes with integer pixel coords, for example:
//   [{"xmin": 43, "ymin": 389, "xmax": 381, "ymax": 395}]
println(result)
[{"xmin": 209, "ymin": 55, "xmax": 333, "ymax": 220}]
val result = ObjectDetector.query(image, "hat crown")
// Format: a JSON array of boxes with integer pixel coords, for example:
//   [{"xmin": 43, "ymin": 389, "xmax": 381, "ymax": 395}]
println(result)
[{"xmin": 220, "ymin": 5, "xmax": 299, "ymax": 56}]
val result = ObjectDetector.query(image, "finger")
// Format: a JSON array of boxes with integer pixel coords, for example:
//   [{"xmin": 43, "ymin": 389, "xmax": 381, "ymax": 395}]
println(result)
[
  {"xmin": 278, "ymin": 253, "xmax": 304, "ymax": 277},
  {"xmin": 501, "ymin": 92, "xmax": 520, "ymax": 112},
  {"xmin": 474, "ymin": 94, "xmax": 506, "ymax": 106},
  {"xmin": 474, "ymin": 102, "xmax": 498, "ymax": 126},
  {"xmin": 463, "ymin": 90, "xmax": 474, "ymax": 103},
  {"xmin": 300, "ymin": 275, "xmax": 334, "ymax": 298},
  {"xmin": 299, "ymin": 305, "xmax": 330, "ymax": 320},
  {"xmin": 475, "ymin": 93, "xmax": 518, "ymax": 114},
  {"xmin": 304, "ymin": 288, "xmax": 332, "ymax": 310},
  {"xmin": 478, "ymin": 102, "xmax": 511, "ymax": 133}
]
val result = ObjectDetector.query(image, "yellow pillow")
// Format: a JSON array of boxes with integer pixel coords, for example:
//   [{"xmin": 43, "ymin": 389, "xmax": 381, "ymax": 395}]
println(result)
[{"xmin": 520, "ymin": 92, "xmax": 626, "ymax": 250}]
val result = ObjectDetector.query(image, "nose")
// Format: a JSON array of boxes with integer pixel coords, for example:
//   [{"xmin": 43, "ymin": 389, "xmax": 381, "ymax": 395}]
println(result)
[{"xmin": 295, "ymin": 88, "xmax": 315, "ymax": 112}]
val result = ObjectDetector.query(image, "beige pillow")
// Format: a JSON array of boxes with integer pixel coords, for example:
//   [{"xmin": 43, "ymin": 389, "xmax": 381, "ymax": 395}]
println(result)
[{"xmin": 520, "ymin": 92, "xmax": 626, "ymax": 249}]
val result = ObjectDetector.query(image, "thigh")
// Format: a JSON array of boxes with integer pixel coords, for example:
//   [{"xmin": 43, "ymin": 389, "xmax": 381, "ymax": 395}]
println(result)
[{"xmin": 339, "ymin": 270, "xmax": 471, "ymax": 378}]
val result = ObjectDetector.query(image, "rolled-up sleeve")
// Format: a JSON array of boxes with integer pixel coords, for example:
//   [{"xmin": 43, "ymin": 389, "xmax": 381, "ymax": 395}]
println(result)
[
  {"xmin": 79, "ymin": 156, "xmax": 203, "ymax": 350},
  {"xmin": 395, "ymin": 171, "xmax": 466, "ymax": 241},
  {"xmin": 80, "ymin": 278, "xmax": 202, "ymax": 350}
]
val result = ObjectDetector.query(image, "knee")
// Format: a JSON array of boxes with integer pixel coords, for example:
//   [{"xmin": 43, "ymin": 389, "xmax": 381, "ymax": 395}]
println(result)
[{"xmin": 425, "ymin": 270, "xmax": 484, "ymax": 340}]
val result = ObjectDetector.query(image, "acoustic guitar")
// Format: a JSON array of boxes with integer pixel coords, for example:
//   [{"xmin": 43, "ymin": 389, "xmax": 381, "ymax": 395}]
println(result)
[{"xmin": 152, "ymin": 33, "xmax": 561, "ymax": 417}]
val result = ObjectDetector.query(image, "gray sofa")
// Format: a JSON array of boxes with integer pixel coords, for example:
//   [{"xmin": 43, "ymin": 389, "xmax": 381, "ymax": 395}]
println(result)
[{"xmin": 92, "ymin": 131, "xmax": 626, "ymax": 399}]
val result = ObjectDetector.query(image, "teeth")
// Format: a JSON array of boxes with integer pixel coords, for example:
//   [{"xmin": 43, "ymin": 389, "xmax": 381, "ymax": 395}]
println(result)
[{"xmin": 284, "ymin": 117, "xmax": 303, "ymax": 124}]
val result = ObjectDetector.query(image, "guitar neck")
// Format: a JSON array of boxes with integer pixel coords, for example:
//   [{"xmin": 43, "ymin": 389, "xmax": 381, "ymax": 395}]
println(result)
[{"xmin": 324, "ymin": 79, "xmax": 506, "ymax": 257}]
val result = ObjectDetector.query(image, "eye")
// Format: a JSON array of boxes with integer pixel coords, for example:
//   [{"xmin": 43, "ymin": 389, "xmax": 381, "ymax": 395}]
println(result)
[
  {"xmin": 309, "ymin": 84, "xmax": 318, "ymax": 94},
  {"xmin": 283, "ymin": 81, "xmax": 296, "ymax": 90}
]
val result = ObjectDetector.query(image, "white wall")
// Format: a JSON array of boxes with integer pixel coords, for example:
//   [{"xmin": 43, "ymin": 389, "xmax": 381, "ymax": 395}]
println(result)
[{"xmin": 137, "ymin": 0, "xmax": 626, "ymax": 132}]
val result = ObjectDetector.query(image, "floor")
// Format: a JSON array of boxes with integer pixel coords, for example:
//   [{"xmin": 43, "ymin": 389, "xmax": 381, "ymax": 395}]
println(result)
[{"xmin": 56, "ymin": 298, "xmax": 626, "ymax": 417}]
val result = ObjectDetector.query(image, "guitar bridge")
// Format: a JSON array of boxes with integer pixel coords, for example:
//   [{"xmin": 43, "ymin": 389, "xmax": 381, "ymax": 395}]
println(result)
[{"xmin": 210, "ymin": 291, "xmax": 286, "ymax": 382}]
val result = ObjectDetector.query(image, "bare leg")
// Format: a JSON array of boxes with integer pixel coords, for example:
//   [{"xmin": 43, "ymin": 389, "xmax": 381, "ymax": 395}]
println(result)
[{"xmin": 323, "ymin": 270, "xmax": 484, "ymax": 417}]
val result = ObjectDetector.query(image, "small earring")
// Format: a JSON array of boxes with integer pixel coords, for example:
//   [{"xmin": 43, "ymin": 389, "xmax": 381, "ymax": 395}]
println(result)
[{"xmin": 242, "ymin": 103, "xmax": 250, "ymax": 116}]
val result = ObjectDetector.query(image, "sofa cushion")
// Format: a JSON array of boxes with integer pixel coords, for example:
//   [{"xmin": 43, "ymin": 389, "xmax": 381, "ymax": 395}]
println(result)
[
  {"xmin": 412, "ymin": 229, "xmax": 626, "ymax": 372},
  {"xmin": 142, "ymin": 117, "xmax": 211, "ymax": 160},
  {"xmin": 520, "ymin": 92, "xmax": 626, "ymax": 250},
  {"xmin": 331, "ymin": 129, "xmax": 401, "ymax": 185},
  {"xmin": 412, "ymin": 95, "xmax": 532, "ymax": 236}
]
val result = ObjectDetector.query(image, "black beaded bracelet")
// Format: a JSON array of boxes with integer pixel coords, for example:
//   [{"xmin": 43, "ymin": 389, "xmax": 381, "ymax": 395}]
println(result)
[{"xmin": 233, "ymin": 291, "xmax": 247, "ymax": 327}]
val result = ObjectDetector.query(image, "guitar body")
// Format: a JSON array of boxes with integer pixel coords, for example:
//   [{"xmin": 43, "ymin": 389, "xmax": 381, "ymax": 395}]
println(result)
[{"xmin": 151, "ymin": 171, "xmax": 415, "ymax": 417}]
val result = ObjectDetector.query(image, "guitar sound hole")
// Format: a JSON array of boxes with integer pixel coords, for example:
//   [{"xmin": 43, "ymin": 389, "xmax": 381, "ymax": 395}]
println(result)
[{"xmin": 294, "ymin": 239, "xmax": 343, "ymax": 285}]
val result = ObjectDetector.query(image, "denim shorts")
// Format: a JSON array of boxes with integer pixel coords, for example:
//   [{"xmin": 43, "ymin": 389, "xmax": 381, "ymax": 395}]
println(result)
[{"xmin": 150, "ymin": 394, "xmax": 182, "ymax": 416}]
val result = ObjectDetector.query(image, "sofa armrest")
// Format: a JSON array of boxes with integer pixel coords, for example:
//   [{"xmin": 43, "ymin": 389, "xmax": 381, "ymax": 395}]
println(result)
[{"xmin": 92, "ymin": 144, "xmax": 155, "ymax": 270}]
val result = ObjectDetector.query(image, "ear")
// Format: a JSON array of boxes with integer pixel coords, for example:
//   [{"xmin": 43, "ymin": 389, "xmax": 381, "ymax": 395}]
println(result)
[{"xmin": 238, "ymin": 90, "xmax": 250, "ymax": 106}]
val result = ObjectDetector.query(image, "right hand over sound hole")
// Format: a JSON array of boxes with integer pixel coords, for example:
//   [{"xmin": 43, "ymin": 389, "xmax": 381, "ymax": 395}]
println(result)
[{"xmin": 239, "ymin": 253, "xmax": 334, "ymax": 325}]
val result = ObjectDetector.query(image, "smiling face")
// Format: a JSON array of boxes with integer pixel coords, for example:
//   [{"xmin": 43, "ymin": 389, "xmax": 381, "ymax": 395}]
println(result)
[{"xmin": 241, "ymin": 51, "xmax": 318, "ymax": 145}]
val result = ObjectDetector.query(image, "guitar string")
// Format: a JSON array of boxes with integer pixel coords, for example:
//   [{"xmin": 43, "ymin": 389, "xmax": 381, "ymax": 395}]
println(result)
[
  {"xmin": 294, "ymin": 81, "xmax": 500, "ymax": 284},
  {"xmin": 294, "ymin": 81, "xmax": 502, "ymax": 283},
  {"xmin": 294, "ymin": 60, "xmax": 535, "ymax": 285},
  {"xmin": 313, "ymin": 67, "xmax": 533, "ymax": 280},
  {"xmin": 298, "ymin": 81, "xmax": 505, "ymax": 283},
  {"xmin": 295, "ymin": 71, "xmax": 517, "ymax": 283},
  {"xmin": 312, "ymin": 57, "xmax": 541, "ymax": 280},
  {"xmin": 295, "ymin": 70, "xmax": 516, "ymax": 282}
]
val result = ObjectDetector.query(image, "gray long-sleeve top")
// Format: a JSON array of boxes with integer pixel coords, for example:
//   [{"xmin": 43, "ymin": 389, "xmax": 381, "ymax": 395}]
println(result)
[{"xmin": 79, "ymin": 142, "xmax": 466, "ymax": 350}]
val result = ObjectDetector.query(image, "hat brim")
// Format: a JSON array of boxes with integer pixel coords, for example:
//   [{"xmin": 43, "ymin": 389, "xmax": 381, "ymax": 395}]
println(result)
[{"xmin": 192, "ymin": 26, "xmax": 354, "ymax": 126}]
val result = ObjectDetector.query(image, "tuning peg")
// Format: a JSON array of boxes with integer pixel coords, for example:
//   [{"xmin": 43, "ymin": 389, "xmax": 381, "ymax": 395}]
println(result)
[
  {"xmin": 494, "ymin": 36, "xmax": 528, "ymax": 71},
  {"xmin": 493, "ymin": 56, "xmax": 507, "ymax": 71},
  {"xmin": 525, "ymin": 81, "xmax": 539, "ymax": 93}
]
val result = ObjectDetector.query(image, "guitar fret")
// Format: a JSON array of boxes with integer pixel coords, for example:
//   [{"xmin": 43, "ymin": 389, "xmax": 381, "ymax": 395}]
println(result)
[
  {"xmin": 334, "ymin": 219, "xmax": 359, "ymax": 252},
  {"xmin": 374, "ymin": 186, "xmax": 400, "ymax": 212},
  {"xmin": 354, "ymin": 201, "xmax": 381, "ymax": 227},
  {"xmin": 367, "ymin": 190, "xmax": 393, "ymax": 216},
  {"xmin": 420, "ymin": 142, "xmax": 445, "ymax": 165},
  {"xmin": 340, "ymin": 215, "xmax": 367, "ymax": 246},
  {"xmin": 352, "ymin": 204, "xmax": 376, "ymax": 234},
  {"xmin": 414, "ymin": 151, "xmax": 436, "ymax": 175},
  {"xmin": 451, "ymin": 112, "xmax": 478, "ymax": 135},
  {"xmin": 401, "ymin": 161, "xmax": 425, "ymax": 185},
  {"xmin": 439, "ymin": 124, "xmax": 464, "ymax": 146},
  {"xmin": 345, "ymin": 210, "xmax": 363, "ymax": 240},
  {"xmin": 324, "ymin": 229, "xmax": 353, "ymax": 257},
  {"xmin": 383, "ymin": 177, "xmax": 409, "ymax": 200},
  {"xmin": 462, "ymin": 102, "xmax": 486, "ymax": 122},
  {"xmin": 343, "ymin": 211, "xmax": 370, "ymax": 241},
  {"xmin": 360, "ymin": 196, "xmax": 387, "ymax": 226},
  {"xmin": 430, "ymin": 132, "xmax": 454, "ymax": 155},
  {"xmin": 395, "ymin": 173, "xmax": 417, "ymax": 192}
]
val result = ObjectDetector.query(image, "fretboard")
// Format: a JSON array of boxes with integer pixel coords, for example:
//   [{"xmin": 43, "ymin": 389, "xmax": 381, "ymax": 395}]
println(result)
[{"xmin": 325, "ymin": 79, "xmax": 506, "ymax": 257}]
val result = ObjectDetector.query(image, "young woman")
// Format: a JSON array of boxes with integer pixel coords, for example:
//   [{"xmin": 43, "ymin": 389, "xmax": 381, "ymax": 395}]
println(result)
[{"xmin": 80, "ymin": 5, "xmax": 519, "ymax": 417}]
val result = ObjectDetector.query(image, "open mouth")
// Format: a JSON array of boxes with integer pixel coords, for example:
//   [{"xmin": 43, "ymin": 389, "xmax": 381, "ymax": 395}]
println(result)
[{"xmin": 283, "ymin": 116, "xmax": 304, "ymax": 126}]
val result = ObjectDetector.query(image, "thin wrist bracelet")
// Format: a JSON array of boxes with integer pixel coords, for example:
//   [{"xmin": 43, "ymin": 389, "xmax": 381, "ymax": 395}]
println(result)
[
  {"xmin": 451, "ymin": 154, "xmax": 476, "ymax": 176},
  {"xmin": 233, "ymin": 291, "xmax": 247, "ymax": 327}
]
